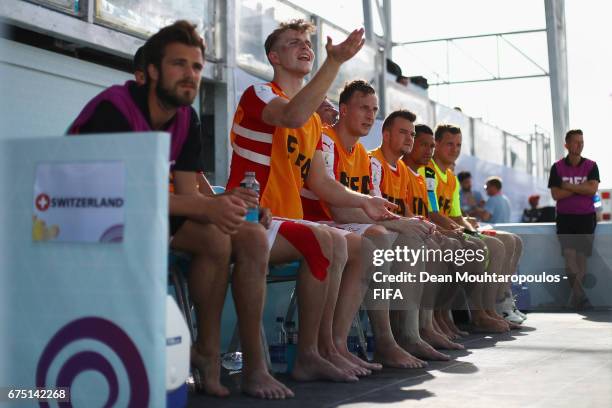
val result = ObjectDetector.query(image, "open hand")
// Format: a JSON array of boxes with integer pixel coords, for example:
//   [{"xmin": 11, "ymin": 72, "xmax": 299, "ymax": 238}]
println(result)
[
  {"xmin": 325, "ymin": 28, "xmax": 365, "ymax": 65},
  {"xmin": 362, "ymin": 196, "xmax": 399, "ymax": 221}
]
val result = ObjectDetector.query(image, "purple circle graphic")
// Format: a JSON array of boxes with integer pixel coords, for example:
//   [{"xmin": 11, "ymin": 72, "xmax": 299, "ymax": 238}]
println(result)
[
  {"xmin": 99, "ymin": 224, "xmax": 124, "ymax": 243},
  {"xmin": 36, "ymin": 317, "xmax": 149, "ymax": 408},
  {"xmin": 56, "ymin": 351, "xmax": 118, "ymax": 408}
]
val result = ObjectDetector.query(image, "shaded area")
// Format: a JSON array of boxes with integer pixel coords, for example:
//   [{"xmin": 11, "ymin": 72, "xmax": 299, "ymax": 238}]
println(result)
[{"xmin": 187, "ymin": 311, "xmax": 612, "ymax": 407}]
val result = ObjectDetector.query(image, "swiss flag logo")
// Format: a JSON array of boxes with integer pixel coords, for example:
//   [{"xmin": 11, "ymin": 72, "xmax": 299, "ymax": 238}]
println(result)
[{"xmin": 35, "ymin": 193, "xmax": 51, "ymax": 212}]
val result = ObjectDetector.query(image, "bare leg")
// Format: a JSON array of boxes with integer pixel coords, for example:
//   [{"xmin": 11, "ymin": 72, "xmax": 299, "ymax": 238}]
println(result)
[
  {"xmin": 364, "ymin": 227, "xmax": 426, "ymax": 369},
  {"xmin": 330, "ymin": 232, "xmax": 382, "ymax": 373},
  {"xmin": 317, "ymin": 229, "xmax": 368, "ymax": 378},
  {"xmin": 171, "ymin": 221, "xmax": 231, "ymax": 397},
  {"xmin": 269, "ymin": 227, "xmax": 356, "ymax": 383},
  {"xmin": 231, "ymin": 223, "xmax": 294, "ymax": 399}
]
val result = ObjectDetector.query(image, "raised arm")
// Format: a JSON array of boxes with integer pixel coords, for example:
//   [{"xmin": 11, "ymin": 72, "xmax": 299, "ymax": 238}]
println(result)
[{"xmin": 261, "ymin": 29, "xmax": 365, "ymax": 128}]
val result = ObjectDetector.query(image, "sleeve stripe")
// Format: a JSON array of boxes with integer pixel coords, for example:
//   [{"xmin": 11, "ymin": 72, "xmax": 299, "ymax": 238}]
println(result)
[
  {"xmin": 231, "ymin": 142, "xmax": 271, "ymax": 166},
  {"xmin": 233, "ymin": 123, "xmax": 273, "ymax": 143}
]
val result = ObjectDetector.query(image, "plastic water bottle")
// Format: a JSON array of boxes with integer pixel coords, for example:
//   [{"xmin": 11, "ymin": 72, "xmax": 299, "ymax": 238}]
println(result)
[
  {"xmin": 285, "ymin": 321, "xmax": 297, "ymax": 374},
  {"xmin": 240, "ymin": 171, "xmax": 260, "ymax": 223},
  {"xmin": 270, "ymin": 317, "xmax": 287, "ymax": 364},
  {"xmin": 221, "ymin": 351, "xmax": 243, "ymax": 372},
  {"xmin": 285, "ymin": 321, "xmax": 297, "ymax": 345},
  {"xmin": 348, "ymin": 320, "xmax": 359, "ymax": 353}
]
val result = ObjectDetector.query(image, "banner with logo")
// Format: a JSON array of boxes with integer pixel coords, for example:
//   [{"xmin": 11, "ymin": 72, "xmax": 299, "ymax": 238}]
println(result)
[
  {"xmin": 0, "ymin": 133, "xmax": 169, "ymax": 406},
  {"xmin": 33, "ymin": 161, "xmax": 125, "ymax": 243}
]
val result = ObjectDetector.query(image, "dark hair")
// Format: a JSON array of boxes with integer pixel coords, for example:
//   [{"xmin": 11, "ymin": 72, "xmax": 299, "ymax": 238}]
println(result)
[
  {"xmin": 414, "ymin": 124, "xmax": 434, "ymax": 138},
  {"xmin": 382, "ymin": 109, "xmax": 417, "ymax": 132},
  {"xmin": 339, "ymin": 80, "xmax": 376, "ymax": 105},
  {"xmin": 264, "ymin": 19, "xmax": 315, "ymax": 56},
  {"xmin": 144, "ymin": 20, "xmax": 204, "ymax": 79},
  {"xmin": 434, "ymin": 124, "xmax": 461, "ymax": 141},
  {"xmin": 565, "ymin": 129, "xmax": 583, "ymax": 143},
  {"xmin": 457, "ymin": 171, "xmax": 472, "ymax": 183},
  {"xmin": 485, "ymin": 176, "xmax": 502, "ymax": 190},
  {"xmin": 133, "ymin": 46, "xmax": 145, "ymax": 73}
]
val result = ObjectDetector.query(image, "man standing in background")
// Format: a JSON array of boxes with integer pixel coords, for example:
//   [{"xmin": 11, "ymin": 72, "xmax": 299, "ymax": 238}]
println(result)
[{"xmin": 548, "ymin": 129, "xmax": 600, "ymax": 310}]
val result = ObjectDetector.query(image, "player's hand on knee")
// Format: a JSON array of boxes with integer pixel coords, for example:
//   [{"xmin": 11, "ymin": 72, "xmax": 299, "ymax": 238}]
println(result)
[{"xmin": 200, "ymin": 194, "xmax": 247, "ymax": 235}]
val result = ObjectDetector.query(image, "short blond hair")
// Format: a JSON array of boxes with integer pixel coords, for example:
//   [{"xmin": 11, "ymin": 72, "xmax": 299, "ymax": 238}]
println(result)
[{"xmin": 264, "ymin": 19, "xmax": 316, "ymax": 56}]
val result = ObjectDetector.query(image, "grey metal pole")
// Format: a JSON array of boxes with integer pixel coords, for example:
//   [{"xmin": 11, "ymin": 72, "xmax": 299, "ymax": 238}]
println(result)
[{"xmin": 544, "ymin": 0, "xmax": 570, "ymax": 161}]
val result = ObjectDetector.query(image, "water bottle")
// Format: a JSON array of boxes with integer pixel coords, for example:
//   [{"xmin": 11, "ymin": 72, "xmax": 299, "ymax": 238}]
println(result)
[
  {"xmin": 285, "ymin": 321, "xmax": 297, "ymax": 374},
  {"xmin": 285, "ymin": 321, "xmax": 297, "ymax": 345},
  {"xmin": 270, "ymin": 317, "xmax": 287, "ymax": 364},
  {"xmin": 240, "ymin": 171, "xmax": 260, "ymax": 223},
  {"xmin": 221, "ymin": 351, "xmax": 243, "ymax": 372},
  {"xmin": 347, "ymin": 320, "xmax": 359, "ymax": 353}
]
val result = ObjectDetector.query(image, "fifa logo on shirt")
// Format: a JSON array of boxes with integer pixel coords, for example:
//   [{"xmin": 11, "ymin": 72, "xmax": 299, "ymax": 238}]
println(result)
[
  {"xmin": 438, "ymin": 195, "xmax": 452, "ymax": 214},
  {"xmin": 562, "ymin": 176, "xmax": 586, "ymax": 184},
  {"xmin": 340, "ymin": 172, "xmax": 370, "ymax": 194},
  {"xmin": 412, "ymin": 197, "xmax": 428, "ymax": 217},
  {"xmin": 287, "ymin": 135, "xmax": 312, "ymax": 182}
]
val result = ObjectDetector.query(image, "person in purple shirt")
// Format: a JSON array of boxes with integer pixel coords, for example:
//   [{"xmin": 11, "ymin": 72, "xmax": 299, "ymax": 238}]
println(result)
[
  {"xmin": 548, "ymin": 129, "xmax": 600, "ymax": 309},
  {"xmin": 68, "ymin": 21, "xmax": 293, "ymax": 399}
]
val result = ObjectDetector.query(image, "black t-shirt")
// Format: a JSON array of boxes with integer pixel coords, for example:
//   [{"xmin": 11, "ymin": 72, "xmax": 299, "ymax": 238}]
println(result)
[
  {"xmin": 77, "ymin": 83, "xmax": 204, "ymax": 173},
  {"xmin": 547, "ymin": 156, "xmax": 600, "ymax": 188}
]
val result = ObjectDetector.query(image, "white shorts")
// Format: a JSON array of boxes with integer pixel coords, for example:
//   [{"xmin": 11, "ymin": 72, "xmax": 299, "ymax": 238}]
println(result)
[
  {"xmin": 315, "ymin": 221, "xmax": 374, "ymax": 236},
  {"xmin": 266, "ymin": 217, "xmax": 330, "ymax": 248}
]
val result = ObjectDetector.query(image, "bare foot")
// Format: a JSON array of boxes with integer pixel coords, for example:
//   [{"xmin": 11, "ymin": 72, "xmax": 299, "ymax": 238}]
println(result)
[
  {"xmin": 432, "ymin": 316, "xmax": 452, "ymax": 341},
  {"xmin": 472, "ymin": 313, "xmax": 509, "ymax": 333},
  {"xmin": 291, "ymin": 351, "xmax": 358, "ymax": 382},
  {"xmin": 373, "ymin": 339, "xmax": 427, "ymax": 368},
  {"xmin": 420, "ymin": 328, "xmax": 464, "ymax": 350},
  {"xmin": 191, "ymin": 347, "xmax": 230, "ymax": 397},
  {"xmin": 400, "ymin": 338, "xmax": 451, "ymax": 361},
  {"xmin": 435, "ymin": 312, "xmax": 459, "ymax": 340},
  {"xmin": 334, "ymin": 343, "xmax": 383, "ymax": 371},
  {"xmin": 321, "ymin": 349, "xmax": 370, "ymax": 377},
  {"xmin": 440, "ymin": 311, "xmax": 469, "ymax": 337},
  {"xmin": 242, "ymin": 369, "xmax": 294, "ymax": 399},
  {"xmin": 486, "ymin": 310, "xmax": 521, "ymax": 329}
]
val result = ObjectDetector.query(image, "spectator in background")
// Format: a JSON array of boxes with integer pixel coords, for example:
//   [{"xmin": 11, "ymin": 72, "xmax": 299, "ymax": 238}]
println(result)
[
  {"xmin": 473, "ymin": 176, "xmax": 511, "ymax": 223},
  {"xmin": 457, "ymin": 171, "xmax": 484, "ymax": 216},
  {"xmin": 522, "ymin": 194, "xmax": 542, "ymax": 223},
  {"xmin": 548, "ymin": 129, "xmax": 600, "ymax": 310}
]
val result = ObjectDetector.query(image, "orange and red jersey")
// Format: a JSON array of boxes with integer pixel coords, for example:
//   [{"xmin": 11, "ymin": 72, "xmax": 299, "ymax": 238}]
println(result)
[
  {"xmin": 369, "ymin": 147, "xmax": 409, "ymax": 217},
  {"xmin": 301, "ymin": 126, "xmax": 373, "ymax": 221},
  {"xmin": 227, "ymin": 82, "xmax": 322, "ymax": 219},
  {"xmin": 405, "ymin": 166, "xmax": 429, "ymax": 217}
]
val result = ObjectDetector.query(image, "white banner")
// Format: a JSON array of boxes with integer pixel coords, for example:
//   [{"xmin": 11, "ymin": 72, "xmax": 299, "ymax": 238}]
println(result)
[{"xmin": 33, "ymin": 161, "xmax": 125, "ymax": 243}]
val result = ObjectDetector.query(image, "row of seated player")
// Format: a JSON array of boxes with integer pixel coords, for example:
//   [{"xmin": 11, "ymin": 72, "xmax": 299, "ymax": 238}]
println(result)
[{"xmin": 67, "ymin": 19, "xmax": 527, "ymax": 400}]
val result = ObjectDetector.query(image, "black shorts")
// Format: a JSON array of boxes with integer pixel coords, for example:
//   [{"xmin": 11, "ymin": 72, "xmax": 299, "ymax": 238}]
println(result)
[
  {"xmin": 170, "ymin": 216, "xmax": 187, "ymax": 237},
  {"xmin": 556, "ymin": 213, "xmax": 597, "ymax": 256}
]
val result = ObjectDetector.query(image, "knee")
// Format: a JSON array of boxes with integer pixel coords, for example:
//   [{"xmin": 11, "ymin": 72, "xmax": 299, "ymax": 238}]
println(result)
[
  {"xmin": 311, "ymin": 226, "xmax": 334, "ymax": 263},
  {"xmin": 513, "ymin": 234, "xmax": 523, "ymax": 255},
  {"xmin": 367, "ymin": 224, "xmax": 389, "ymax": 236},
  {"xmin": 485, "ymin": 236, "xmax": 505, "ymax": 259},
  {"xmin": 328, "ymin": 229, "xmax": 349, "ymax": 268},
  {"xmin": 199, "ymin": 225, "xmax": 232, "ymax": 262},
  {"xmin": 232, "ymin": 222, "xmax": 269, "ymax": 263}
]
